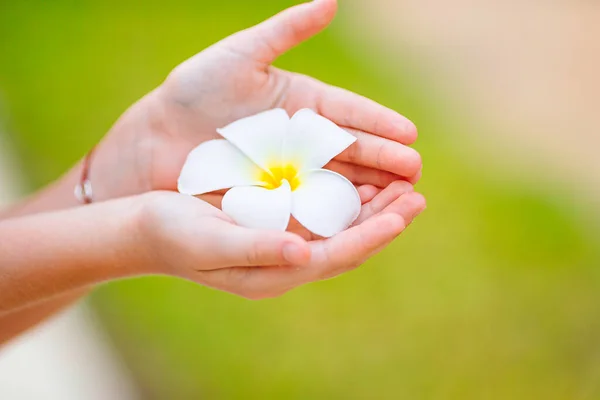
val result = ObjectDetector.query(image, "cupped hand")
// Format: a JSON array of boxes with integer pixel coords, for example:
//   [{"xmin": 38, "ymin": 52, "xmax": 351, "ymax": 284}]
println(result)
[
  {"xmin": 96, "ymin": 0, "xmax": 421, "ymax": 200},
  {"xmin": 97, "ymin": 0, "xmax": 427, "ymax": 299},
  {"xmin": 138, "ymin": 181, "xmax": 425, "ymax": 299}
]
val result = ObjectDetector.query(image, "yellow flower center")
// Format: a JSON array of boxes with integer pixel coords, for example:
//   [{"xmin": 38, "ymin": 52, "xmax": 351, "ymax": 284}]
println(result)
[{"xmin": 259, "ymin": 164, "xmax": 301, "ymax": 191}]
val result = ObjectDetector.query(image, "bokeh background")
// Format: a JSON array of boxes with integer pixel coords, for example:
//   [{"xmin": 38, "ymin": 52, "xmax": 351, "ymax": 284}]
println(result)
[{"xmin": 2, "ymin": 0, "xmax": 600, "ymax": 398}]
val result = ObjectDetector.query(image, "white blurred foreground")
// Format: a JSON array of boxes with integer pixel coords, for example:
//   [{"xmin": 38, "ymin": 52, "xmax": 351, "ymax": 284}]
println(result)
[
  {"xmin": 0, "ymin": 134, "xmax": 139, "ymax": 400},
  {"xmin": 0, "ymin": 305, "xmax": 139, "ymax": 400}
]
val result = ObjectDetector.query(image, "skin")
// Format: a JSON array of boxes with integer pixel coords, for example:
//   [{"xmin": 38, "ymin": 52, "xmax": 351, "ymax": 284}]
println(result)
[
  {"xmin": 0, "ymin": 0, "xmax": 425, "ymax": 344},
  {"xmin": 91, "ymin": 0, "xmax": 421, "ymax": 202}
]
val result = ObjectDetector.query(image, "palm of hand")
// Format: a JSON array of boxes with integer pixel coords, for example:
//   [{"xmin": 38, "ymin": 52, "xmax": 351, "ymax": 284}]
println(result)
[
  {"xmin": 151, "ymin": 45, "xmax": 285, "ymax": 191},
  {"xmin": 148, "ymin": 0, "xmax": 421, "ymax": 196}
]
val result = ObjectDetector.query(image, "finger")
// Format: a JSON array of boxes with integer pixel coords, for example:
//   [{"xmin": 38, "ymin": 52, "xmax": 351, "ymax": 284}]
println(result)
[
  {"xmin": 376, "ymin": 191, "xmax": 426, "ymax": 226},
  {"xmin": 225, "ymin": 0, "xmax": 338, "ymax": 65},
  {"xmin": 308, "ymin": 191, "xmax": 425, "ymax": 278},
  {"xmin": 354, "ymin": 181, "xmax": 414, "ymax": 225},
  {"xmin": 213, "ymin": 212, "xmax": 406, "ymax": 298},
  {"xmin": 265, "ymin": 213, "xmax": 407, "ymax": 288},
  {"xmin": 335, "ymin": 129, "xmax": 422, "ymax": 178},
  {"xmin": 204, "ymin": 193, "xmax": 425, "ymax": 297},
  {"xmin": 325, "ymin": 160, "xmax": 401, "ymax": 188},
  {"xmin": 304, "ymin": 194, "xmax": 426, "ymax": 281},
  {"xmin": 314, "ymin": 212, "xmax": 406, "ymax": 268},
  {"xmin": 357, "ymin": 185, "xmax": 381, "ymax": 204},
  {"xmin": 320, "ymin": 86, "xmax": 418, "ymax": 145},
  {"xmin": 198, "ymin": 192, "xmax": 425, "ymax": 298},
  {"xmin": 408, "ymin": 167, "xmax": 422, "ymax": 185},
  {"xmin": 214, "ymin": 225, "xmax": 311, "ymax": 267},
  {"xmin": 357, "ymin": 192, "xmax": 426, "ymax": 262},
  {"xmin": 287, "ymin": 75, "xmax": 418, "ymax": 144},
  {"xmin": 197, "ymin": 263, "xmax": 304, "ymax": 300}
]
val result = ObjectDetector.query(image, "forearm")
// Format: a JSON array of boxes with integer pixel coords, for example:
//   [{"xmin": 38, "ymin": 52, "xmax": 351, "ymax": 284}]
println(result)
[
  {"xmin": 0, "ymin": 92, "xmax": 161, "ymax": 338},
  {"xmin": 0, "ymin": 165, "xmax": 118, "ymax": 336},
  {"xmin": 0, "ymin": 197, "xmax": 146, "ymax": 315},
  {"xmin": 0, "ymin": 166, "xmax": 92, "ymax": 334}
]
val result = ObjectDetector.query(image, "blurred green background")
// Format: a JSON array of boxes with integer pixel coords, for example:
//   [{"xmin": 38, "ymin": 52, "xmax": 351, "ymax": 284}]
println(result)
[{"xmin": 2, "ymin": 0, "xmax": 600, "ymax": 399}]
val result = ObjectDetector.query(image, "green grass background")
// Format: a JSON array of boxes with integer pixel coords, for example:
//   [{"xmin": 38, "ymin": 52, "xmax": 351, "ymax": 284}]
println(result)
[{"xmin": 2, "ymin": 1, "xmax": 600, "ymax": 398}]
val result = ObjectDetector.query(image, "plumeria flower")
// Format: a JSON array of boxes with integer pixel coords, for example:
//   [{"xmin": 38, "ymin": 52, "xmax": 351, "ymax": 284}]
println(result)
[{"xmin": 178, "ymin": 108, "xmax": 361, "ymax": 237}]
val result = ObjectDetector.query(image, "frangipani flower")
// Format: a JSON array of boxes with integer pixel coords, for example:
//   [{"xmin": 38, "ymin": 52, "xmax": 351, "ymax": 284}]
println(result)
[{"xmin": 178, "ymin": 108, "xmax": 361, "ymax": 237}]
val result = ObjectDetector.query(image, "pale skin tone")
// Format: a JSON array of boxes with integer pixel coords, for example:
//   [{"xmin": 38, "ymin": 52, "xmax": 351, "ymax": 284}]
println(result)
[{"xmin": 0, "ymin": 0, "xmax": 425, "ymax": 344}]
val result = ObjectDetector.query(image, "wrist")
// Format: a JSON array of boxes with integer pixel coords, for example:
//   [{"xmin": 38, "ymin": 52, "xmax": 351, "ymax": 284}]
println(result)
[
  {"xmin": 0, "ymin": 196, "xmax": 153, "ymax": 313},
  {"xmin": 124, "ymin": 192, "xmax": 173, "ymax": 276},
  {"xmin": 85, "ymin": 194, "xmax": 161, "ymax": 279},
  {"xmin": 87, "ymin": 88, "xmax": 166, "ymax": 202}
]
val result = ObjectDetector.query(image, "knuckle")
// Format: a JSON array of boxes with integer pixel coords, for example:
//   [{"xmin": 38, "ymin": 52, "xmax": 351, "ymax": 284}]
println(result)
[
  {"xmin": 372, "ymin": 114, "xmax": 381, "ymax": 134},
  {"xmin": 245, "ymin": 240, "xmax": 263, "ymax": 266},
  {"xmin": 343, "ymin": 103, "xmax": 356, "ymax": 128},
  {"xmin": 375, "ymin": 143, "xmax": 387, "ymax": 169}
]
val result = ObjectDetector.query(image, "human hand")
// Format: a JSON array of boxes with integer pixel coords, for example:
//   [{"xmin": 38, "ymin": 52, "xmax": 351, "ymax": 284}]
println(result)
[
  {"xmin": 93, "ymin": 0, "xmax": 421, "ymax": 201},
  {"xmin": 136, "ymin": 181, "xmax": 424, "ymax": 299}
]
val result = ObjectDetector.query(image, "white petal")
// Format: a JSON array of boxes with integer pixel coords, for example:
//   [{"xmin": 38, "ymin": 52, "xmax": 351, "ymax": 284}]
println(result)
[
  {"xmin": 291, "ymin": 169, "xmax": 361, "ymax": 238},
  {"xmin": 177, "ymin": 139, "xmax": 264, "ymax": 195},
  {"xmin": 283, "ymin": 109, "xmax": 356, "ymax": 172},
  {"xmin": 217, "ymin": 109, "xmax": 290, "ymax": 171},
  {"xmin": 222, "ymin": 180, "xmax": 292, "ymax": 231}
]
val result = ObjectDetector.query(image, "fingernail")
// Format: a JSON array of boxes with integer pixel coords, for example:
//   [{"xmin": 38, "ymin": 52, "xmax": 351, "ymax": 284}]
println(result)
[{"xmin": 283, "ymin": 243, "xmax": 304, "ymax": 264}]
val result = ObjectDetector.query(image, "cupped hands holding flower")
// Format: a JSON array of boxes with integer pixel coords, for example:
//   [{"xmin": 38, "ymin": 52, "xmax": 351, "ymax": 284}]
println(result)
[
  {"xmin": 178, "ymin": 108, "xmax": 363, "ymax": 237},
  {"xmin": 87, "ymin": 0, "xmax": 426, "ymax": 296},
  {"xmin": 0, "ymin": 0, "xmax": 426, "ymax": 325}
]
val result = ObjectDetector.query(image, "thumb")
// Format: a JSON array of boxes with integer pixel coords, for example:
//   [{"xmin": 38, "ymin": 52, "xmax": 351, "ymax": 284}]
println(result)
[
  {"xmin": 215, "ymin": 225, "xmax": 312, "ymax": 267},
  {"xmin": 224, "ymin": 0, "xmax": 338, "ymax": 65}
]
